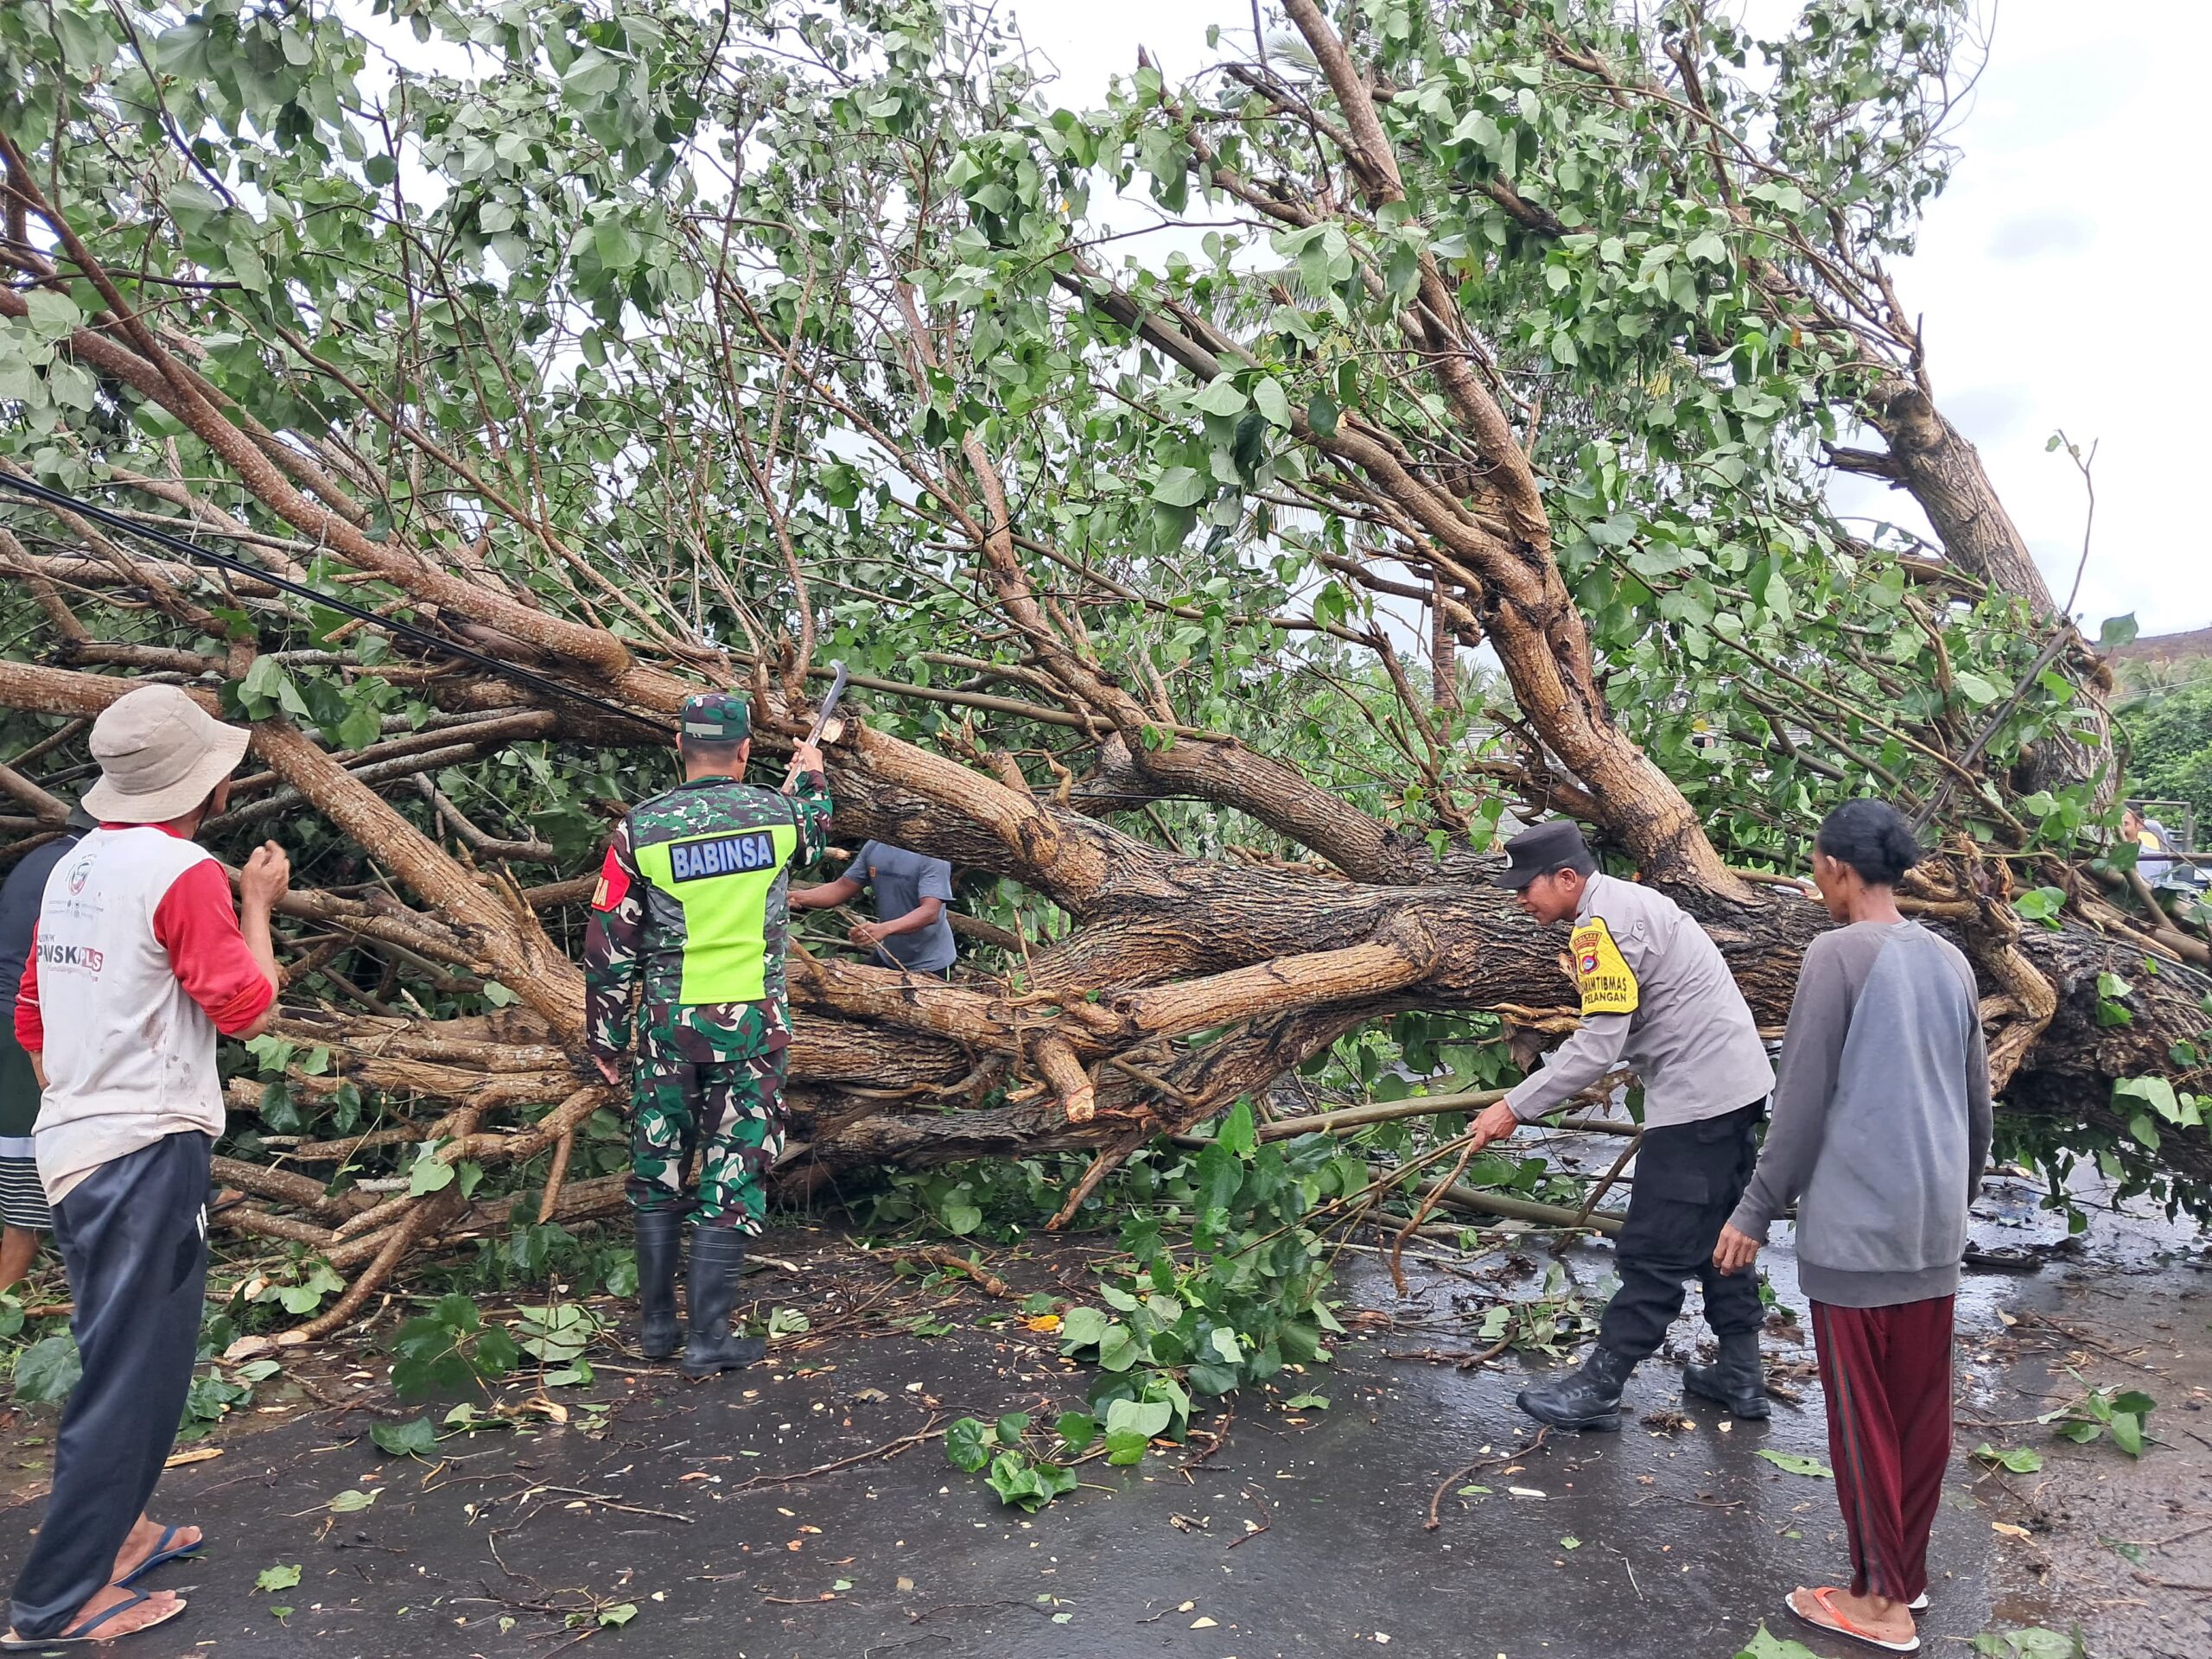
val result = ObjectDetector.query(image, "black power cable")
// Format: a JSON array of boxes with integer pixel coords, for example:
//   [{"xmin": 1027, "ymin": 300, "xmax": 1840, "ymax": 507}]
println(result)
[{"xmin": 0, "ymin": 472, "xmax": 674, "ymax": 741}]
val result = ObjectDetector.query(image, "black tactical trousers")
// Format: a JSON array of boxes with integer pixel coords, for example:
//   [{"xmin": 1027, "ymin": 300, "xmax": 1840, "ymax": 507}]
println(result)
[{"xmin": 1597, "ymin": 1100, "xmax": 1767, "ymax": 1363}]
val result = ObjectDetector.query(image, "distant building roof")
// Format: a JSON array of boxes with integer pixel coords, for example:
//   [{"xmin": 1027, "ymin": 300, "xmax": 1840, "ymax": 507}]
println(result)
[{"xmin": 2108, "ymin": 626, "xmax": 2212, "ymax": 665}]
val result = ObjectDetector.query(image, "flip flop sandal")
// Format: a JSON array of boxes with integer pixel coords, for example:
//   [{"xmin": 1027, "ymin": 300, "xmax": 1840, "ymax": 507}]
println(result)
[
  {"xmin": 1907, "ymin": 1592, "xmax": 1929, "ymax": 1613},
  {"xmin": 1, "ymin": 1587, "xmax": 187, "ymax": 1648},
  {"xmin": 116, "ymin": 1526, "xmax": 203, "ymax": 1589},
  {"xmin": 1787, "ymin": 1586, "xmax": 1922, "ymax": 1654}
]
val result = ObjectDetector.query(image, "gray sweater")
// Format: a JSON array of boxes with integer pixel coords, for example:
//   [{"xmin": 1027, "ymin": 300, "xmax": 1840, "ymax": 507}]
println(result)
[{"xmin": 1730, "ymin": 920, "xmax": 1993, "ymax": 1307}]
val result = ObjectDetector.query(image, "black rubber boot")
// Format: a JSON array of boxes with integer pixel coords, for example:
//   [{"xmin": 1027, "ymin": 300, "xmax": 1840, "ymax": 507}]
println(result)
[
  {"xmin": 1682, "ymin": 1330, "xmax": 1772, "ymax": 1419},
  {"xmin": 1516, "ymin": 1344, "xmax": 1636, "ymax": 1432},
  {"xmin": 634, "ymin": 1208, "xmax": 683, "ymax": 1360},
  {"xmin": 680, "ymin": 1227, "xmax": 766, "ymax": 1378}
]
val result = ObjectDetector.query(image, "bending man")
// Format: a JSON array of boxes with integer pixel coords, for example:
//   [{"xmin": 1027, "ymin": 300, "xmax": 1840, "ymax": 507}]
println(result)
[{"xmin": 1470, "ymin": 820, "xmax": 1776, "ymax": 1432}]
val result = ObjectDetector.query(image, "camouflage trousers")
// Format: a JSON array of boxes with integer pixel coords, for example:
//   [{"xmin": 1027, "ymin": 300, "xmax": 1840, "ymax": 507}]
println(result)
[{"xmin": 626, "ymin": 1015, "xmax": 789, "ymax": 1234}]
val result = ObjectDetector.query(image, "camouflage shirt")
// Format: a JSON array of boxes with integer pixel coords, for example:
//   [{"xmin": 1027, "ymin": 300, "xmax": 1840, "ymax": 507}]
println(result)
[{"xmin": 584, "ymin": 771, "xmax": 832, "ymax": 1058}]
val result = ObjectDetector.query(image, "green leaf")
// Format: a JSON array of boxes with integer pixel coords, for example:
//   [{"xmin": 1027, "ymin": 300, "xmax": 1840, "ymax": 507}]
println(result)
[
  {"xmin": 2097, "ymin": 613, "xmax": 2139, "ymax": 648},
  {"xmin": 1251, "ymin": 378, "xmax": 1291, "ymax": 428},
  {"xmin": 1103, "ymin": 1396, "xmax": 1173, "ymax": 1440},
  {"xmin": 327, "ymin": 1488, "xmax": 380, "ymax": 1513},
  {"xmin": 592, "ymin": 219, "xmax": 640, "ymax": 271},
  {"xmin": 2012, "ymin": 887, "xmax": 2067, "ymax": 926},
  {"xmin": 1971, "ymin": 1627, "xmax": 2088, "ymax": 1659},
  {"xmin": 1734, "ymin": 1626, "xmax": 1821, "ymax": 1659},
  {"xmin": 2113, "ymin": 1076, "xmax": 2183, "ymax": 1124},
  {"xmin": 940, "ymin": 1202, "xmax": 982, "ymax": 1236},
  {"xmin": 1283, "ymin": 1392, "xmax": 1330, "ymax": 1410},
  {"xmin": 256, "ymin": 1564, "xmax": 302, "ymax": 1594},
  {"xmin": 1754, "ymin": 1449, "xmax": 1833, "ymax": 1479},
  {"xmin": 1055, "ymin": 1410, "xmax": 1099, "ymax": 1452},
  {"xmin": 1306, "ymin": 391, "xmax": 1339, "ymax": 437},
  {"xmin": 1953, "ymin": 671, "xmax": 2001, "ymax": 706},
  {"xmin": 12, "ymin": 1334, "xmax": 80, "ymax": 1403},
  {"xmin": 945, "ymin": 1417, "xmax": 993, "ymax": 1473},
  {"xmin": 1150, "ymin": 467, "xmax": 1207, "ymax": 507},
  {"xmin": 408, "ymin": 1152, "xmax": 456, "ymax": 1197},
  {"xmin": 1096, "ymin": 1324, "xmax": 1143, "ymax": 1373},
  {"xmin": 1215, "ymin": 1098, "xmax": 1257, "ymax": 1159},
  {"xmin": 597, "ymin": 1603, "xmax": 638, "ymax": 1628},
  {"xmin": 1056, "ymin": 1306, "xmax": 1110, "ymax": 1351},
  {"xmin": 1193, "ymin": 376, "xmax": 1249, "ymax": 417},
  {"xmin": 1971, "ymin": 1442, "xmax": 2044, "ymax": 1474}
]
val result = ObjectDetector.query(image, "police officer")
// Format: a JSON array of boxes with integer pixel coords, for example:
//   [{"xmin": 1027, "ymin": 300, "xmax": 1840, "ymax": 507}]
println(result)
[
  {"xmin": 1470, "ymin": 820, "xmax": 1777, "ymax": 1431},
  {"xmin": 584, "ymin": 693, "xmax": 830, "ymax": 1377}
]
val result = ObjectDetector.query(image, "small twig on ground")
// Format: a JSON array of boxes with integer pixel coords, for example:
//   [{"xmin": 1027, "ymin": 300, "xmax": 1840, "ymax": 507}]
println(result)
[
  {"xmin": 1225, "ymin": 1483, "xmax": 1271, "ymax": 1549},
  {"xmin": 524, "ymin": 1484, "xmax": 695, "ymax": 1524},
  {"xmin": 1177, "ymin": 1400, "xmax": 1232, "ymax": 1471},
  {"xmin": 2131, "ymin": 1572, "xmax": 2212, "ymax": 1594},
  {"xmin": 901, "ymin": 1249, "xmax": 1010, "ymax": 1297},
  {"xmin": 726, "ymin": 1418, "xmax": 945, "ymax": 1491},
  {"xmin": 1427, "ymin": 1427, "xmax": 1549, "ymax": 1529}
]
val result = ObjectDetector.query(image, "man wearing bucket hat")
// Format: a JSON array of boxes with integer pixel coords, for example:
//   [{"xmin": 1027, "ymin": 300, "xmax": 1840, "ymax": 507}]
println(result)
[
  {"xmin": 6, "ymin": 684, "xmax": 289, "ymax": 1648},
  {"xmin": 583, "ymin": 692, "xmax": 830, "ymax": 1377},
  {"xmin": 1468, "ymin": 819, "xmax": 1775, "ymax": 1433}
]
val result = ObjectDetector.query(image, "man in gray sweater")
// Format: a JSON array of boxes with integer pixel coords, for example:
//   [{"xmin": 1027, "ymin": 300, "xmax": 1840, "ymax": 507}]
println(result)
[
  {"xmin": 1713, "ymin": 798, "xmax": 1991, "ymax": 1650},
  {"xmin": 1471, "ymin": 820, "xmax": 1777, "ymax": 1431}
]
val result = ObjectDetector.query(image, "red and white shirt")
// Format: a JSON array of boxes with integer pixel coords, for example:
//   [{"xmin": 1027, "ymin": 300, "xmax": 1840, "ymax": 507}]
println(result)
[{"xmin": 13, "ymin": 824, "xmax": 271, "ymax": 1203}]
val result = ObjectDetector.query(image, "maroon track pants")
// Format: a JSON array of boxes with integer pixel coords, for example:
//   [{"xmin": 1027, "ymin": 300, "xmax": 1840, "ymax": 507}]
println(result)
[{"xmin": 1811, "ymin": 1295, "xmax": 1955, "ymax": 1605}]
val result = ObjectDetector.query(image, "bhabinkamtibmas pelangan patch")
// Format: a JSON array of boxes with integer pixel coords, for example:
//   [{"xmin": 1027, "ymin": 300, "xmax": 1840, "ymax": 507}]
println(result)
[{"xmin": 1569, "ymin": 916, "xmax": 1639, "ymax": 1015}]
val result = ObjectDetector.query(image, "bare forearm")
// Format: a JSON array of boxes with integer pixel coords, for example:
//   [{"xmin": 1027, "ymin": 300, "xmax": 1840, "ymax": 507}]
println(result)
[
  {"xmin": 874, "ymin": 897, "xmax": 944, "ymax": 938},
  {"xmin": 240, "ymin": 899, "xmax": 280, "ymax": 993},
  {"xmin": 792, "ymin": 876, "xmax": 862, "ymax": 910}
]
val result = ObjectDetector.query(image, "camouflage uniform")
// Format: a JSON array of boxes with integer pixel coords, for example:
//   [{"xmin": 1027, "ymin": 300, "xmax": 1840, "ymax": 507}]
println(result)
[{"xmin": 585, "ymin": 753, "xmax": 831, "ymax": 1235}]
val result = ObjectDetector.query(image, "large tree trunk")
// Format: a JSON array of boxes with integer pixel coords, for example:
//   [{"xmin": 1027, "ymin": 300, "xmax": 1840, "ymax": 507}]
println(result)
[{"xmin": 0, "ymin": 0, "xmax": 2200, "ymax": 1336}]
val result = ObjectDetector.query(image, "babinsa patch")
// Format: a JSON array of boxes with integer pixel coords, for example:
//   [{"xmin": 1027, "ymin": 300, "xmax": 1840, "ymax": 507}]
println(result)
[{"xmin": 669, "ymin": 830, "xmax": 779, "ymax": 881}]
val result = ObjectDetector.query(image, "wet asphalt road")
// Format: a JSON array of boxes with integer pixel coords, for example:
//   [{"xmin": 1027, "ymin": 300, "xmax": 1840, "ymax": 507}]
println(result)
[{"xmin": 3, "ymin": 1169, "xmax": 2203, "ymax": 1658}]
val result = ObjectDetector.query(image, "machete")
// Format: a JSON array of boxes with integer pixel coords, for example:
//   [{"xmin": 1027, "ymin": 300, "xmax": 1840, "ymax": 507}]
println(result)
[{"xmin": 780, "ymin": 660, "xmax": 850, "ymax": 792}]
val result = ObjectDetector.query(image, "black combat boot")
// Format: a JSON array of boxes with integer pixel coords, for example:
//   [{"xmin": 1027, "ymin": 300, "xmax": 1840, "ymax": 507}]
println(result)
[
  {"xmin": 634, "ymin": 1208, "xmax": 683, "ymax": 1360},
  {"xmin": 1516, "ymin": 1344, "xmax": 1636, "ymax": 1432},
  {"xmin": 1682, "ymin": 1330, "xmax": 1772, "ymax": 1420},
  {"xmin": 680, "ymin": 1227, "xmax": 766, "ymax": 1378}
]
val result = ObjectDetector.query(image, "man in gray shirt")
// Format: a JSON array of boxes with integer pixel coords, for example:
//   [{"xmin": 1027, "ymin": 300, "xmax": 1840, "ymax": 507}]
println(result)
[
  {"xmin": 790, "ymin": 841, "xmax": 957, "ymax": 976},
  {"xmin": 1712, "ymin": 797, "xmax": 1992, "ymax": 1649},
  {"xmin": 1470, "ymin": 820, "xmax": 1777, "ymax": 1431}
]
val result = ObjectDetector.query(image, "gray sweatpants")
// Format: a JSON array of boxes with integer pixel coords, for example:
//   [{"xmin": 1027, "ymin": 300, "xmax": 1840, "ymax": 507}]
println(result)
[{"xmin": 8, "ymin": 1133, "xmax": 208, "ymax": 1638}]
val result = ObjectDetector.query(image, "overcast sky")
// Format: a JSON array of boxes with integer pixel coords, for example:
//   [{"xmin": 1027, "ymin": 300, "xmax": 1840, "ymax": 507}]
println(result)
[{"xmin": 1009, "ymin": 1, "xmax": 2208, "ymax": 640}]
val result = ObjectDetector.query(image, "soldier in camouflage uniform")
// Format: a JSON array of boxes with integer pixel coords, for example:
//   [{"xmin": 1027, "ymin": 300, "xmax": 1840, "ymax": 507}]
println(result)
[{"xmin": 584, "ymin": 692, "xmax": 830, "ymax": 1376}]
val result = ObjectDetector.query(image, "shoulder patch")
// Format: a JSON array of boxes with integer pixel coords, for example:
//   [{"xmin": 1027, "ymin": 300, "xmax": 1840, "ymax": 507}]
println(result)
[
  {"xmin": 591, "ymin": 844, "xmax": 630, "ymax": 912},
  {"xmin": 1569, "ymin": 916, "xmax": 1639, "ymax": 1016}
]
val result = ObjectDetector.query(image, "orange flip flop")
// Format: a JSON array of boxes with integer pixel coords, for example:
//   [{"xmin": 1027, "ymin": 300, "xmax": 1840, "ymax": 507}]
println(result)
[{"xmin": 1786, "ymin": 1586, "xmax": 1922, "ymax": 1654}]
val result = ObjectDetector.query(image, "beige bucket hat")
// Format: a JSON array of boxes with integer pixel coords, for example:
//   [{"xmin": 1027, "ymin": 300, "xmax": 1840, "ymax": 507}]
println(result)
[{"xmin": 80, "ymin": 683, "xmax": 251, "ymax": 823}]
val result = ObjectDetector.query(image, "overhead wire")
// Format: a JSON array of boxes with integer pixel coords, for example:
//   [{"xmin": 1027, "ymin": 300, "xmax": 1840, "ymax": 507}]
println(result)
[{"xmin": 0, "ymin": 473, "xmax": 672, "ymax": 741}]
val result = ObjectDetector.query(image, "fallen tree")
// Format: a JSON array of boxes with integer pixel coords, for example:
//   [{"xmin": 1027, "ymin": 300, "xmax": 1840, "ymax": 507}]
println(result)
[{"xmin": 0, "ymin": 0, "xmax": 2202, "ymax": 1335}]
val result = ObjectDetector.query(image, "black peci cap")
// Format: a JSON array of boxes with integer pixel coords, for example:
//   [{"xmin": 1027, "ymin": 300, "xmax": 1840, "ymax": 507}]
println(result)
[{"xmin": 1494, "ymin": 819, "xmax": 1595, "ymax": 890}]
